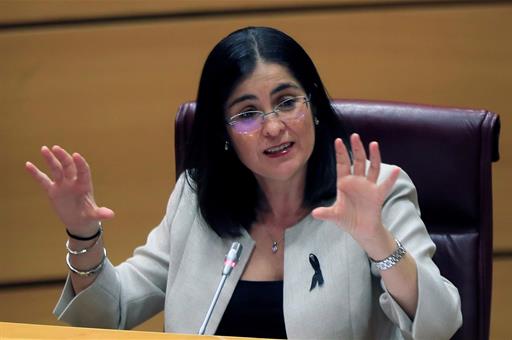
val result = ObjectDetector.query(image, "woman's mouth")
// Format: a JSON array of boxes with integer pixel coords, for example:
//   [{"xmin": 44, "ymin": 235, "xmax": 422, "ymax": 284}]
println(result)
[{"xmin": 263, "ymin": 142, "xmax": 294, "ymax": 157}]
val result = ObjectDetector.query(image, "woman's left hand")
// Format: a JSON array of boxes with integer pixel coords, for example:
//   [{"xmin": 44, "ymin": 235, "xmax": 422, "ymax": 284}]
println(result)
[
  {"xmin": 313, "ymin": 134, "xmax": 419, "ymax": 317},
  {"xmin": 312, "ymin": 134, "xmax": 400, "ymax": 251}
]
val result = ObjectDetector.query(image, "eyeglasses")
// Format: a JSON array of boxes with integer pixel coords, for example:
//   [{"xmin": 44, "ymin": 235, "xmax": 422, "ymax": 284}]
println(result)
[{"xmin": 225, "ymin": 95, "xmax": 310, "ymax": 134}]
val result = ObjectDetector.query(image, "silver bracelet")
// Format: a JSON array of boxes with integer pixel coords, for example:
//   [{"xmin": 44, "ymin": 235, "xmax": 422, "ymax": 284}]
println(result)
[
  {"xmin": 66, "ymin": 248, "xmax": 107, "ymax": 276},
  {"xmin": 370, "ymin": 239, "xmax": 407, "ymax": 271},
  {"xmin": 65, "ymin": 226, "xmax": 103, "ymax": 255}
]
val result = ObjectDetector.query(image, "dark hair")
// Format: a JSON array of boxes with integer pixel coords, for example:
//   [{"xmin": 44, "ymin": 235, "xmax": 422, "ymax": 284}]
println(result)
[{"xmin": 184, "ymin": 26, "xmax": 349, "ymax": 237}]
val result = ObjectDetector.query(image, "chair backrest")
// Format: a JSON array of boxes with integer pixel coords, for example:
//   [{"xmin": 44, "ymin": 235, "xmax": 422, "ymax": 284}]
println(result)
[{"xmin": 174, "ymin": 100, "xmax": 500, "ymax": 340}]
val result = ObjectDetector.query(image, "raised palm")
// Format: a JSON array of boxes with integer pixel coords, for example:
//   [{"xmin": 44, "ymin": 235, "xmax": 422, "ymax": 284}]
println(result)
[
  {"xmin": 312, "ymin": 134, "xmax": 399, "ymax": 243},
  {"xmin": 25, "ymin": 145, "xmax": 114, "ymax": 235}
]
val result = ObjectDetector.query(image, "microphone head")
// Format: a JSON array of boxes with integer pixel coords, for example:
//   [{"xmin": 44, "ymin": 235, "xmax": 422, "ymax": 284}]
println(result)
[{"xmin": 222, "ymin": 242, "xmax": 243, "ymax": 276}]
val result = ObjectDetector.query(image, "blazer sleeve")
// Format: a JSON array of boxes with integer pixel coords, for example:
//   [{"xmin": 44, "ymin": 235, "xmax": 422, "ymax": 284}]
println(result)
[
  {"xmin": 53, "ymin": 174, "xmax": 189, "ymax": 329},
  {"xmin": 376, "ymin": 167, "xmax": 462, "ymax": 339}
]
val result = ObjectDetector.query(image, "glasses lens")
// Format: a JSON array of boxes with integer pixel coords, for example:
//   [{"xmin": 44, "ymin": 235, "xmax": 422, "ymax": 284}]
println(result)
[
  {"xmin": 230, "ymin": 111, "xmax": 262, "ymax": 134},
  {"xmin": 227, "ymin": 96, "xmax": 308, "ymax": 134},
  {"xmin": 277, "ymin": 96, "xmax": 306, "ymax": 121}
]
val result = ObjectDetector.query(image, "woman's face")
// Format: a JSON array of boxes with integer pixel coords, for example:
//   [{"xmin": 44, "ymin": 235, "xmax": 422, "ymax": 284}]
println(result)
[{"xmin": 225, "ymin": 62, "xmax": 315, "ymax": 186}]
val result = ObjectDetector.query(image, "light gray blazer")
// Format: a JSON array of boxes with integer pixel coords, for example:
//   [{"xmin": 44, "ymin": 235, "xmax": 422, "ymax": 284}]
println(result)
[{"xmin": 54, "ymin": 165, "xmax": 462, "ymax": 339}]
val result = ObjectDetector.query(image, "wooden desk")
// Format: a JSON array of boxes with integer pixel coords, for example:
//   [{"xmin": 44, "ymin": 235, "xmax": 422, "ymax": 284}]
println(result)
[{"xmin": 0, "ymin": 322, "xmax": 252, "ymax": 339}]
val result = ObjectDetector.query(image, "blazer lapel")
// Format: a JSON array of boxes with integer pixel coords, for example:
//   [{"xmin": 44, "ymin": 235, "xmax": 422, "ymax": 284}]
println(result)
[
  {"xmin": 183, "ymin": 225, "xmax": 255, "ymax": 335},
  {"xmin": 206, "ymin": 230, "xmax": 255, "ymax": 334},
  {"xmin": 283, "ymin": 215, "xmax": 364, "ymax": 339}
]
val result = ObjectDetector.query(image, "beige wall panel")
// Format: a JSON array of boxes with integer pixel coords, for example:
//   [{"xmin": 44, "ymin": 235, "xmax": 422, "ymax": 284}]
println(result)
[
  {"xmin": 1, "ymin": 4, "xmax": 511, "ymax": 283},
  {"xmin": 0, "ymin": 0, "xmax": 423, "ymax": 24}
]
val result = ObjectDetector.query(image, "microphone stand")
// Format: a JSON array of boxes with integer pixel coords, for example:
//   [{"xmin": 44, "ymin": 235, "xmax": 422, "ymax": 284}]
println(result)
[
  {"xmin": 198, "ymin": 242, "xmax": 242, "ymax": 335},
  {"xmin": 198, "ymin": 274, "xmax": 228, "ymax": 335}
]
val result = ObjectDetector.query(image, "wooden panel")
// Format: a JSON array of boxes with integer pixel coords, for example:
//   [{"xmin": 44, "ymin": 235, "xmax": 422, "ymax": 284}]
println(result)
[
  {"xmin": 0, "ymin": 321, "xmax": 195, "ymax": 340},
  {"xmin": 0, "ymin": 0, "xmax": 428, "ymax": 24},
  {"xmin": 0, "ymin": 284, "xmax": 164, "ymax": 332},
  {"xmin": 490, "ymin": 260, "xmax": 512, "ymax": 340},
  {"xmin": 0, "ymin": 286, "xmax": 66, "ymax": 328},
  {"xmin": 1, "ymin": 4, "xmax": 511, "ymax": 283}
]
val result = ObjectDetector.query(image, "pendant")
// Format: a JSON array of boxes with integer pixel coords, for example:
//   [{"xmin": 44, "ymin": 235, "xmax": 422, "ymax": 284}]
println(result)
[{"xmin": 272, "ymin": 241, "xmax": 278, "ymax": 253}]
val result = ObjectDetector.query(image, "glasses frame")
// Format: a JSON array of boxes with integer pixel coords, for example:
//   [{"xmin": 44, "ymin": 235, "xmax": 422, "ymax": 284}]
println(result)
[{"xmin": 225, "ymin": 95, "xmax": 311, "ymax": 134}]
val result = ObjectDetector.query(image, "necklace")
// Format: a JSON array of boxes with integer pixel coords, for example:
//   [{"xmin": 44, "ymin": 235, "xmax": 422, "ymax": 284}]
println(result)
[
  {"xmin": 271, "ymin": 239, "xmax": 284, "ymax": 253},
  {"xmin": 264, "ymin": 228, "xmax": 285, "ymax": 254}
]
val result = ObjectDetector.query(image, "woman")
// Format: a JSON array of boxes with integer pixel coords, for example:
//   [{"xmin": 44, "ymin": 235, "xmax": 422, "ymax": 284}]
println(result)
[{"xmin": 26, "ymin": 27, "xmax": 462, "ymax": 339}]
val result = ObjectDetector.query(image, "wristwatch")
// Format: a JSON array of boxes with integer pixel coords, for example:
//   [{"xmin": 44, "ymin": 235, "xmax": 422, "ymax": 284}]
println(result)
[{"xmin": 370, "ymin": 239, "xmax": 407, "ymax": 271}]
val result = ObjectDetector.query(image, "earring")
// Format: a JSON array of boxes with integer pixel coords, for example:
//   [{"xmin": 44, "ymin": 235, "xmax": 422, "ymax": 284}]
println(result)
[
  {"xmin": 314, "ymin": 117, "xmax": 320, "ymax": 126},
  {"xmin": 224, "ymin": 141, "xmax": 229, "ymax": 151}
]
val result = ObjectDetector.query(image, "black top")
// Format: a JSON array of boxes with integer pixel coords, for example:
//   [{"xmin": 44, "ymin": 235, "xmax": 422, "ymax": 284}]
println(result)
[{"xmin": 215, "ymin": 280, "xmax": 287, "ymax": 339}]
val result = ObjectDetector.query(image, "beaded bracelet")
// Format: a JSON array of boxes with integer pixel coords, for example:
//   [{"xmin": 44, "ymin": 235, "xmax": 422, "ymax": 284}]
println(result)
[
  {"xmin": 65, "ymin": 228, "xmax": 102, "ymax": 255},
  {"xmin": 66, "ymin": 222, "xmax": 102, "ymax": 241},
  {"xmin": 66, "ymin": 248, "xmax": 107, "ymax": 277}
]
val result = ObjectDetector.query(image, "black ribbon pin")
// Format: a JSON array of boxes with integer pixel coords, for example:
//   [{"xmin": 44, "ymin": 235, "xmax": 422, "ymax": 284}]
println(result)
[{"xmin": 309, "ymin": 253, "xmax": 324, "ymax": 291}]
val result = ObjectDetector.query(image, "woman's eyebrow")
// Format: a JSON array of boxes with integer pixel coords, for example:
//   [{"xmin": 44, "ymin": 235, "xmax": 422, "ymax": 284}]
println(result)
[
  {"xmin": 226, "ymin": 94, "xmax": 257, "ymax": 109},
  {"xmin": 271, "ymin": 83, "xmax": 300, "ymax": 95},
  {"xmin": 227, "ymin": 83, "xmax": 300, "ymax": 109}
]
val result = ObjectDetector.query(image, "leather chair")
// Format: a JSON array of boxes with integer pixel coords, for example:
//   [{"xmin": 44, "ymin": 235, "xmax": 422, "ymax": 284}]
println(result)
[{"xmin": 174, "ymin": 100, "xmax": 501, "ymax": 340}]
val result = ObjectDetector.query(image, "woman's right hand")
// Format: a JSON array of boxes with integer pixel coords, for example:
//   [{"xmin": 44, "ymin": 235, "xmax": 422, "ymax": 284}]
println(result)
[{"xmin": 25, "ymin": 145, "xmax": 114, "ymax": 236}]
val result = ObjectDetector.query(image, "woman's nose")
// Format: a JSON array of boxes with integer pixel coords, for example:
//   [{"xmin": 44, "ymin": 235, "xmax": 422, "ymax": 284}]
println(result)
[{"xmin": 261, "ymin": 115, "xmax": 285, "ymax": 137}]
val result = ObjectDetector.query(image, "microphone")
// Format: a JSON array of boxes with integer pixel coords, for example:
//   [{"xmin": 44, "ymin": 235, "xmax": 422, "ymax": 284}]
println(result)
[
  {"xmin": 198, "ymin": 242, "xmax": 243, "ymax": 335},
  {"xmin": 222, "ymin": 241, "xmax": 243, "ymax": 276}
]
